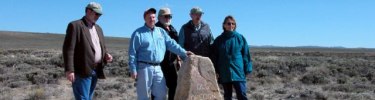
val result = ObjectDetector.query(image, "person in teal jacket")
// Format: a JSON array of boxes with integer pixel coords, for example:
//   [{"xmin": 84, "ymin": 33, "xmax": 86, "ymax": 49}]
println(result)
[{"xmin": 210, "ymin": 15, "xmax": 252, "ymax": 100}]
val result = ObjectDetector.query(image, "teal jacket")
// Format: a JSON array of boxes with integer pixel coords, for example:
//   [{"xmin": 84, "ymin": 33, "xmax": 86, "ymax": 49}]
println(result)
[{"xmin": 211, "ymin": 31, "xmax": 252, "ymax": 83}]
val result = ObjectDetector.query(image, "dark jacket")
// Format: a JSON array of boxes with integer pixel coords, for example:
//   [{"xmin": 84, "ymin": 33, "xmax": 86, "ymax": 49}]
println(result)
[
  {"xmin": 211, "ymin": 31, "xmax": 252, "ymax": 83},
  {"xmin": 180, "ymin": 20, "xmax": 213, "ymax": 57},
  {"xmin": 63, "ymin": 17, "xmax": 108, "ymax": 79},
  {"xmin": 155, "ymin": 22, "xmax": 179, "ymax": 66}
]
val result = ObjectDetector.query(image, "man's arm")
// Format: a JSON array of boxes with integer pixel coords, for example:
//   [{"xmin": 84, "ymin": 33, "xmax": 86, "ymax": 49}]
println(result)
[
  {"xmin": 62, "ymin": 23, "xmax": 77, "ymax": 82},
  {"xmin": 128, "ymin": 31, "xmax": 141, "ymax": 79},
  {"xmin": 63, "ymin": 23, "xmax": 76, "ymax": 73},
  {"xmin": 164, "ymin": 29, "xmax": 187, "ymax": 59}
]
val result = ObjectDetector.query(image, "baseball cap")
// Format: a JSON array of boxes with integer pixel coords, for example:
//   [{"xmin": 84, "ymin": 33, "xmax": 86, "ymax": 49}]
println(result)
[
  {"xmin": 86, "ymin": 2, "xmax": 103, "ymax": 15},
  {"xmin": 158, "ymin": 8, "xmax": 172, "ymax": 16},
  {"xmin": 190, "ymin": 7, "xmax": 204, "ymax": 14},
  {"xmin": 144, "ymin": 8, "xmax": 157, "ymax": 18}
]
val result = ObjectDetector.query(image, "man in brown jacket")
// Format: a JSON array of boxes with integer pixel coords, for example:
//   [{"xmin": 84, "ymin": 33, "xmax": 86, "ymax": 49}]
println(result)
[{"xmin": 62, "ymin": 2, "xmax": 112, "ymax": 100}]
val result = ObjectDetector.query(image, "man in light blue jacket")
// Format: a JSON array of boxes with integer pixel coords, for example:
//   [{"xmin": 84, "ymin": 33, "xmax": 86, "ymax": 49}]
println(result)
[{"xmin": 128, "ymin": 8, "xmax": 194, "ymax": 100}]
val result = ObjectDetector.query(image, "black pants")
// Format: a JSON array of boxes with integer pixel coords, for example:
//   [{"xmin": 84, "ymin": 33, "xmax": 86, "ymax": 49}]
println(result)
[
  {"xmin": 222, "ymin": 81, "xmax": 248, "ymax": 100},
  {"xmin": 152, "ymin": 62, "xmax": 178, "ymax": 100}
]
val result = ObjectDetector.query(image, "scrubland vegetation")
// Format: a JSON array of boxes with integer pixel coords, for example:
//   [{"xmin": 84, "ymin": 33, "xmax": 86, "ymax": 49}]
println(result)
[
  {"xmin": 1, "ymin": 48, "xmax": 374, "ymax": 100},
  {"xmin": 1, "ymin": 31, "xmax": 374, "ymax": 99}
]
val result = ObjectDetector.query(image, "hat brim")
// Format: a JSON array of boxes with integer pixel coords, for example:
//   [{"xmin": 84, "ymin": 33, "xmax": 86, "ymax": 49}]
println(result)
[
  {"xmin": 191, "ymin": 12, "xmax": 204, "ymax": 14},
  {"xmin": 92, "ymin": 9, "xmax": 103, "ymax": 14},
  {"xmin": 160, "ymin": 13, "xmax": 172, "ymax": 16}
]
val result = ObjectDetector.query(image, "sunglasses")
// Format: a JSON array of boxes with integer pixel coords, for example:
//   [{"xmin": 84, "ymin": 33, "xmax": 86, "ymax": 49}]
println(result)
[
  {"xmin": 164, "ymin": 15, "xmax": 172, "ymax": 19},
  {"xmin": 95, "ymin": 13, "xmax": 102, "ymax": 16},
  {"xmin": 89, "ymin": 9, "xmax": 102, "ymax": 16},
  {"xmin": 226, "ymin": 22, "xmax": 235, "ymax": 25}
]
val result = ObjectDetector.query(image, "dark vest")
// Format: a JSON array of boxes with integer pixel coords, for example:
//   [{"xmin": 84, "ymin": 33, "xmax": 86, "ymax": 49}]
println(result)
[{"xmin": 182, "ymin": 21, "xmax": 212, "ymax": 57}]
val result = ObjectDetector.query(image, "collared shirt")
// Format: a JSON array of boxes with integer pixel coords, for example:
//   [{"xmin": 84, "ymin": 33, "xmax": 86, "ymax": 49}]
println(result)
[{"xmin": 128, "ymin": 24, "xmax": 187, "ymax": 74}]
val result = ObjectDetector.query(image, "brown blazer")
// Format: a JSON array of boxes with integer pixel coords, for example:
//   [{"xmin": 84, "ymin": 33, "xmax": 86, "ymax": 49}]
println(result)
[{"xmin": 63, "ymin": 17, "xmax": 108, "ymax": 79}]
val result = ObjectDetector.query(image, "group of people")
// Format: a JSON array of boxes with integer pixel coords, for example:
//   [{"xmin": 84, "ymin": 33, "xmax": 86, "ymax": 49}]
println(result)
[{"xmin": 62, "ymin": 2, "xmax": 252, "ymax": 100}]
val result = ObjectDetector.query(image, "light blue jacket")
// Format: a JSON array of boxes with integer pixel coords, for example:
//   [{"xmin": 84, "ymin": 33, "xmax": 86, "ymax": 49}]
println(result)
[{"xmin": 128, "ymin": 24, "xmax": 187, "ymax": 74}]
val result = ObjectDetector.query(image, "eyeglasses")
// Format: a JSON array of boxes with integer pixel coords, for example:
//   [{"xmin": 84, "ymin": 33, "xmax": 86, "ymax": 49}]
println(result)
[
  {"xmin": 164, "ymin": 15, "xmax": 172, "ymax": 19},
  {"xmin": 226, "ymin": 22, "xmax": 235, "ymax": 26}
]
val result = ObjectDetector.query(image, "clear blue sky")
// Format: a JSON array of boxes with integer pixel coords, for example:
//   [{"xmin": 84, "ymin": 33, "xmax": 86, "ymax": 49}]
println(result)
[{"xmin": 1, "ymin": 0, "xmax": 374, "ymax": 48}]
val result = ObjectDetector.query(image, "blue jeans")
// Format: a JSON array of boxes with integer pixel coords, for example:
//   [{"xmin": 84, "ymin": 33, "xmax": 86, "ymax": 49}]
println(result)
[
  {"xmin": 136, "ymin": 63, "xmax": 167, "ymax": 100},
  {"xmin": 222, "ymin": 81, "xmax": 248, "ymax": 100},
  {"xmin": 72, "ymin": 71, "xmax": 98, "ymax": 100}
]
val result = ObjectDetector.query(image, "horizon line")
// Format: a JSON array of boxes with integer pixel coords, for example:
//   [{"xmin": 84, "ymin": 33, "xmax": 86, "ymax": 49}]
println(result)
[{"xmin": 1, "ymin": 30, "xmax": 374, "ymax": 49}]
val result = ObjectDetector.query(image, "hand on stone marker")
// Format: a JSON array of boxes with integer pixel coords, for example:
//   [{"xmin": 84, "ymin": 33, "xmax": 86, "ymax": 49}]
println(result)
[{"xmin": 186, "ymin": 51, "xmax": 194, "ymax": 56}]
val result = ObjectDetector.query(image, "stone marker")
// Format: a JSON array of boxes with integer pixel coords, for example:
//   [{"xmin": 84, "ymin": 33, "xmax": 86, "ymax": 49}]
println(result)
[{"xmin": 174, "ymin": 55, "xmax": 222, "ymax": 100}]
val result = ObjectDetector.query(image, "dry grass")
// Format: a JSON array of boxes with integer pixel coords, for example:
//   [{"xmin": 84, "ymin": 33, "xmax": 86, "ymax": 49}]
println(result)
[{"xmin": 1, "ymin": 31, "xmax": 375, "ymax": 99}]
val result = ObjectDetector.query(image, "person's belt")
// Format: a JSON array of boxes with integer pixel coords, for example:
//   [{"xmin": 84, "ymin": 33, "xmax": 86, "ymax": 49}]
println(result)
[{"xmin": 138, "ymin": 61, "xmax": 160, "ymax": 66}]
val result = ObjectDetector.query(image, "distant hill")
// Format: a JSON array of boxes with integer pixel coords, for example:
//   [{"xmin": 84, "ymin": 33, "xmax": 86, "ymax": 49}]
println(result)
[
  {"xmin": 0, "ymin": 31, "xmax": 129, "ymax": 50},
  {"xmin": 251, "ymin": 45, "xmax": 375, "ymax": 53},
  {"xmin": 1, "ymin": 31, "xmax": 374, "ymax": 53}
]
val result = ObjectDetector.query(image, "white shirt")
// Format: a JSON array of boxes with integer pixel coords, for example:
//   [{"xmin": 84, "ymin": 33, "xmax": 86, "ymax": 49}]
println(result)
[{"xmin": 89, "ymin": 26, "xmax": 102, "ymax": 63}]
